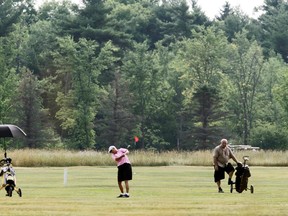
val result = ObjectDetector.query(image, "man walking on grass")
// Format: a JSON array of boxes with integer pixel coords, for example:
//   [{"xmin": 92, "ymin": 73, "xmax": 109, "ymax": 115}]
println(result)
[
  {"xmin": 108, "ymin": 145, "xmax": 132, "ymax": 198},
  {"xmin": 213, "ymin": 138, "xmax": 240, "ymax": 193}
]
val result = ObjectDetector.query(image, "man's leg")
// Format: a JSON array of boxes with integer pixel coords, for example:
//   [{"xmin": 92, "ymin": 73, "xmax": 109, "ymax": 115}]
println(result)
[
  {"xmin": 226, "ymin": 163, "xmax": 235, "ymax": 185},
  {"xmin": 215, "ymin": 167, "xmax": 224, "ymax": 193},
  {"xmin": 118, "ymin": 181, "xmax": 124, "ymax": 193},
  {"xmin": 117, "ymin": 181, "xmax": 125, "ymax": 198},
  {"xmin": 124, "ymin": 180, "xmax": 129, "ymax": 194},
  {"xmin": 216, "ymin": 181, "xmax": 224, "ymax": 193},
  {"xmin": 124, "ymin": 180, "xmax": 130, "ymax": 197},
  {"xmin": 228, "ymin": 171, "xmax": 234, "ymax": 184}
]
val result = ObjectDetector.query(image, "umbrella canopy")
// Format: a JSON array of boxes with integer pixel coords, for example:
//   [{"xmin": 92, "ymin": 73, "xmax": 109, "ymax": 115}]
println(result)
[{"xmin": 0, "ymin": 124, "xmax": 27, "ymax": 138}]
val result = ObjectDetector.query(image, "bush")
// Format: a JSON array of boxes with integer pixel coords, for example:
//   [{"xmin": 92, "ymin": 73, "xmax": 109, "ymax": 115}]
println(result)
[{"xmin": 250, "ymin": 123, "xmax": 288, "ymax": 150}]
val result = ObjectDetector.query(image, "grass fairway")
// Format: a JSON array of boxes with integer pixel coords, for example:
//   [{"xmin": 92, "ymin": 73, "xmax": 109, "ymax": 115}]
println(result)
[{"xmin": 0, "ymin": 166, "xmax": 287, "ymax": 216}]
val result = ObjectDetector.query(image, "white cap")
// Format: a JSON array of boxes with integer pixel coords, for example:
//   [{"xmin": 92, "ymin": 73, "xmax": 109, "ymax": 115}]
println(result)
[{"xmin": 108, "ymin": 146, "xmax": 116, "ymax": 153}]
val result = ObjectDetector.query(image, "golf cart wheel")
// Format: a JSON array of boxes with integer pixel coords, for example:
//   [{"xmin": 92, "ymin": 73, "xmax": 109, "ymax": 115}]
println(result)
[
  {"xmin": 250, "ymin": 185, "xmax": 254, "ymax": 194},
  {"xmin": 18, "ymin": 188, "xmax": 22, "ymax": 197},
  {"xmin": 8, "ymin": 186, "xmax": 13, "ymax": 197},
  {"xmin": 230, "ymin": 184, "xmax": 233, "ymax": 193}
]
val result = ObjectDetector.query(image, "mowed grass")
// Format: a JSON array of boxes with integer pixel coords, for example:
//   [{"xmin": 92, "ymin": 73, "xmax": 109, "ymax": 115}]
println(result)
[{"xmin": 0, "ymin": 166, "xmax": 287, "ymax": 216}]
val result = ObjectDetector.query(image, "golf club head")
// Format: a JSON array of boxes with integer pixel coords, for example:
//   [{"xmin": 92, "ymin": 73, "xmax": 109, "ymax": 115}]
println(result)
[{"xmin": 243, "ymin": 156, "xmax": 249, "ymax": 161}]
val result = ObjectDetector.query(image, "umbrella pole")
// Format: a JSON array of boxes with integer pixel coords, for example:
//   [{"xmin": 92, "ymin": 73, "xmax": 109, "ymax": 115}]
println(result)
[{"xmin": 4, "ymin": 138, "xmax": 6, "ymax": 158}]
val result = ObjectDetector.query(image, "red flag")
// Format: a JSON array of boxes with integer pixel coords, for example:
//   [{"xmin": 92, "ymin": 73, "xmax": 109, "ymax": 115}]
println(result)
[{"xmin": 134, "ymin": 136, "xmax": 139, "ymax": 143}]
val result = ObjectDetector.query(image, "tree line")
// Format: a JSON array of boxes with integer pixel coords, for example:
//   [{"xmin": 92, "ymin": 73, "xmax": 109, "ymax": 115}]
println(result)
[{"xmin": 1, "ymin": 0, "xmax": 288, "ymax": 151}]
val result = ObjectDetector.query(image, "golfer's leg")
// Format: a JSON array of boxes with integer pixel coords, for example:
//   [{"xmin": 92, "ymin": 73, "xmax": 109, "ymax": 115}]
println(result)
[
  {"xmin": 214, "ymin": 169, "xmax": 221, "ymax": 189},
  {"xmin": 124, "ymin": 180, "xmax": 129, "ymax": 193},
  {"xmin": 118, "ymin": 181, "xmax": 124, "ymax": 193}
]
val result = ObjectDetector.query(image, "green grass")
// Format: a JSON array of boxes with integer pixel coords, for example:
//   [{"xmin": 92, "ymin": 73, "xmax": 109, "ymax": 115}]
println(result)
[{"xmin": 1, "ymin": 166, "xmax": 287, "ymax": 215}]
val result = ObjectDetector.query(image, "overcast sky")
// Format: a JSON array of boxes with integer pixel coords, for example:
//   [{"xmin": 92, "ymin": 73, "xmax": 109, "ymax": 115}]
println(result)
[
  {"xmin": 35, "ymin": 0, "xmax": 265, "ymax": 19},
  {"xmin": 196, "ymin": 0, "xmax": 264, "ymax": 19}
]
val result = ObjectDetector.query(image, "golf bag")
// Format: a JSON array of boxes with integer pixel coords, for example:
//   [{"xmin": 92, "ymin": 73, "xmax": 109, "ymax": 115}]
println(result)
[
  {"xmin": 230, "ymin": 156, "xmax": 254, "ymax": 193},
  {"xmin": 0, "ymin": 158, "xmax": 22, "ymax": 197}
]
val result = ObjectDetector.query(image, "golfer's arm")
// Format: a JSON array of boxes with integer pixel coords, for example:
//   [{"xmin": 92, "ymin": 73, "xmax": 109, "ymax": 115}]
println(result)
[
  {"xmin": 231, "ymin": 154, "xmax": 238, "ymax": 163},
  {"xmin": 115, "ymin": 154, "xmax": 125, "ymax": 161},
  {"xmin": 213, "ymin": 157, "xmax": 218, "ymax": 166}
]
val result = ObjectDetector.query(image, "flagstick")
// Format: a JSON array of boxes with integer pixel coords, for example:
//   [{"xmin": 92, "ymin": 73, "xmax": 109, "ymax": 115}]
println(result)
[{"xmin": 64, "ymin": 168, "xmax": 68, "ymax": 186}]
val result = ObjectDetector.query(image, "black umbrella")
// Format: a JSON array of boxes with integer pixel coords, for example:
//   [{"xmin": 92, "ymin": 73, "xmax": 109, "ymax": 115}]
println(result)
[
  {"xmin": 0, "ymin": 124, "xmax": 27, "ymax": 158},
  {"xmin": 0, "ymin": 124, "xmax": 27, "ymax": 138}
]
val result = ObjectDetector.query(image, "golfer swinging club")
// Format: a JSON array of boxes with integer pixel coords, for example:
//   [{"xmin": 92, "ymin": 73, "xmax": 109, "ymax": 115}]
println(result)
[
  {"xmin": 108, "ymin": 145, "xmax": 132, "ymax": 198},
  {"xmin": 213, "ymin": 139, "xmax": 240, "ymax": 193}
]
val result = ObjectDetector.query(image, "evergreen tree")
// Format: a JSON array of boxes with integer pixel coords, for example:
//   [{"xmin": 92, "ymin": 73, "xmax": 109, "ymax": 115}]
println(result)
[
  {"xmin": 95, "ymin": 69, "xmax": 135, "ymax": 149},
  {"xmin": 216, "ymin": 1, "xmax": 233, "ymax": 21},
  {"xmin": 257, "ymin": 0, "xmax": 288, "ymax": 62},
  {"xmin": 0, "ymin": 0, "xmax": 25, "ymax": 36},
  {"xmin": 171, "ymin": 26, "xmax": 230, "ymax": 149},
  {"xmin": 15, "ymin": 69, "xmax": 43, "ymax": 148},
  {"xmin": 215, "ymin": 5, "xmax": 250, "ymax": 43},
  {"xmin": 191, "ymin": 84, "xmax": 224, "ymax": 149}
]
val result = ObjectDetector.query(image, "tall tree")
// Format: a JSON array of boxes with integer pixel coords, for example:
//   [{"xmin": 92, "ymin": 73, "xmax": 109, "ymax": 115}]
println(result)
[
  {"xmin": 170, "ymin": 26, "xmax": 229, "ymax": 149},
  {"xmin": 105, "ymin": 0, "xmax": 155, "ymax": 48},
  {"xmin": 94, "ymin": 69, "xmax": 135, "ymax": 149},
  {"xmin": 53, "ymin": 37, "xmax": 119, "ymax": 149},
  {"xmin": 215, "ymin": 6, "xmax": 250, "ymax": 42},
  {"xmin": 257, "ymin": 0, "xmax": 288, "ymax": 62},
  {"xmin": 0, "ymin": 0, "xmax": 25, "ymax": 36},
  {"xmin": 249, "ymin": 55, "xmax": 288, "ymax": 150},
  {"xmin": 71, "ymin": 0, "xmax": 132, "ymax": 48},
  {"xmin": 191, "ymin": 84, "xmax": 223, "ymax": 149},
  {"xmin": 257, "ymin": 55, "xmax": 286, "ymax": 124},
  {"xmin": 226, "ymin": 31, "xmax": 265, "ymax": 145},
  {"xmin": 122, "ymin": 42, "xmax": 172, "ymax": 149},
  {"xmin": 37, "ymin": 0, "xmax": 77, "ymax": 38},
  {"xmin": 156, "ymin": 0, "xmax": 209, "ymax": 46},
  {"xmin": 216, "ymin": 1, "xmax": 233, "ymax": 21},
  {"xmin": 15, "ymin": 69, "xmax": 43, "ymax": 148},
  {"xmin": 273, "ymin": 56, "xmax": 288, "ymax": 124},
  {"xmin": 0, "ymin": 39, "xmax": 19, "ymax": 124}
]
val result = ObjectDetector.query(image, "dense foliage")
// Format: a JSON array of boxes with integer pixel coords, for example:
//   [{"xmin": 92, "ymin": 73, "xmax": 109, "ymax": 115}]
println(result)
[{"xmin": 1, "ymin": 0, "xmax": 288, "ymax": 151}]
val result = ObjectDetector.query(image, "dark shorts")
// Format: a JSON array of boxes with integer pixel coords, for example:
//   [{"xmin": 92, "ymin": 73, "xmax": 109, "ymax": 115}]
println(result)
[
  {"xmin": 118, "ymin": 163, "xmax": 132, "ymax": 182},
  {"xmin": 214, "ymin": 163, "xmax": 235, "ymax": 182}
]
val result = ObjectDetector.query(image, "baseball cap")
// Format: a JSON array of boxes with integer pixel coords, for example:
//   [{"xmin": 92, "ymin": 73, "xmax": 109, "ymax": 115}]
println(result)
[{"xmin": 108, "ymin": 146, "xmax": 116, "ymax": 153}]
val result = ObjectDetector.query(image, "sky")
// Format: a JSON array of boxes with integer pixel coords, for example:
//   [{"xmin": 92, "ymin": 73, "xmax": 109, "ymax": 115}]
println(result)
[
  {"xmin": 35, "ymin": 0, "xmax": 265, "ymax": 19},
  {"xmin": 195, "ymin": 0, "xmax": 264, "ymax": 19}
]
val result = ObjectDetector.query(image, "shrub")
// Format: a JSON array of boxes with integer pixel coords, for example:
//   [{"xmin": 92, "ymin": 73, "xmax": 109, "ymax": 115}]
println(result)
[{"xmin": 250, "ymin": 123, "xmax": 288, "ymax": 150}]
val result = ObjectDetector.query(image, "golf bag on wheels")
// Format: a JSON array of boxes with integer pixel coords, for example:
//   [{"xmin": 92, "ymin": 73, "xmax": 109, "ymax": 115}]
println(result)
[
  {"xmin": 0, "ymin": 158, "xmax": 22, "ymax": 197},
  {"xmin": 230, "ymin": 156, "xmax": 254, "ymax": 194}
]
